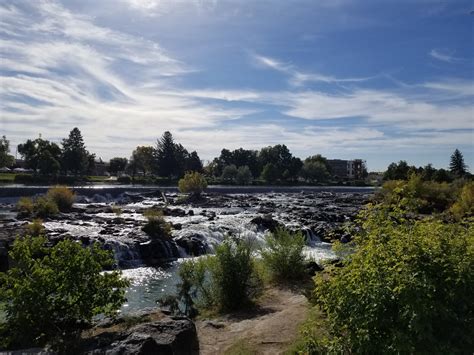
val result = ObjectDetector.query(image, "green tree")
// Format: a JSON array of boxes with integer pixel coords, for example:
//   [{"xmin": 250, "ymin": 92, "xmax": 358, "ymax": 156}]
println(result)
[
  {"xmin": 261, "ymin": 163, "xmax": 279, "ymax": 183},
  {"xmin": 18, "ymin": 138, "xmax": 61, "ymax": 175},
  {"xmin": 383, "ymin": 160, "xmax": 413, "ymax": 180},
  {"xmin": 129, "ymin": 146, "xmax": 155, "ymax": 176},
  {"xmin": 61, "ymin": 128, "xmax": 91, "ymax": 175},
  {"xmin": 258, "ymin": 144, "xmax": 301, "ymax": 181},
  {"xmin": 0, "ymin": 135, "xmax": 15, "ymax": 168},
  {"xmin": 108, "ymin": 157, "xmax": 128, "ymax": 175},
  {"xmin": 221, "ymin": 164, "xmax": 238, "ymax": 183},
  {"xmin": 155, "ymin": 131, "xmax": 178, "ymax": 178},
  {"xmin": 0, "ymin": 236, "xmax": 129, "ymax": 349},
  {"xmin": 450, "ymin": 148, "xmax": 468, "ymax": 177},
  {"xmin": 302, "ymin": 159, "xmax": 330, "ymax": 183},
  {"xmin": 236, "ymin": 165, "xmax": 253, "ymax": 185}
]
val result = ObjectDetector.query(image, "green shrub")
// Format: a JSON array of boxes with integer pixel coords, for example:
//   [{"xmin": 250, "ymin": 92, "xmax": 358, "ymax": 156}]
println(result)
[
  {"xmin": 26, "ymin": 219, "xmax": 45, "ymax": 237},
  {"xmin": 261, "ymin": 228, "xmax": 306, "ymax": 283},
  {"xmin": 111, "ymin": 205, "xmax": 122, "ymax": 217},
  {"xmin": 142, "ymin": 209, "xmax": 171, "ymax": 239},
  {"xmin": 178, "ymin": 171, "xmax": 207, "ymax": 197},
  {"xmin": 33, "ymin": 196, "xmax": 59, "ymax": 218},
  {"xmin": 46, "ymin": 186, "xmax": 75, "ymax": 212},
  {"xmin": 17, "ymin": 197, "xmax": 34, "ymax": 217},
  {"xmin": 0, "ymin": 236, "xmax": 129, "ymax": 349},
  {"xmin": 450, "ymin": 181, "xmax": 474, "ymax": 220},
  {"xmin": 311, "ymin": 206, "xmax": 474, "ymax": 353},
  {"xmin": 171, "ymin": 238, "xmax": 263, "ymax": 314}
]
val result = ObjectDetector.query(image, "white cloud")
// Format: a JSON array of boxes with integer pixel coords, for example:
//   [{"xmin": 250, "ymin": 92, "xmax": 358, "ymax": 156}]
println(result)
[{"xmin": 429, "ymin": 49, "xmax": 461, "ymax": 63}]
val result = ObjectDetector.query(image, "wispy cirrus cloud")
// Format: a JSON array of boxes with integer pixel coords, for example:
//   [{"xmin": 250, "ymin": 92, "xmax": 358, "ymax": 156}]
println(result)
[
  {"xmin": 252, "ymin": 53, "xmax": 376, "ymax": 86},
  {"xmin": 429, "ymin": 48, "xmax": 462, "ymax": 63}
]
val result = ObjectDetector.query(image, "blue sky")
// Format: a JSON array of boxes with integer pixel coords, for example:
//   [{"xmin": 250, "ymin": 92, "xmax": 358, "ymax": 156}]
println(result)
[{"xmin": 0, "ymin": 0, "xmax": 473, "ymax": 171}]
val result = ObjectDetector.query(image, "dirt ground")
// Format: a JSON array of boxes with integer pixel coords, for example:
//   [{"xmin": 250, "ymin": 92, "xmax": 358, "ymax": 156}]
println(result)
[{"xmin": 196, "ymin": 287, "xmax": 309, "ymax": 355}]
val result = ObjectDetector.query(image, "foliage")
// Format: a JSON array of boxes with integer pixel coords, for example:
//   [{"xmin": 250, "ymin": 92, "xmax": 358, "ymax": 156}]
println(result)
[
  {"xmin": 450, "ymin": 181, "xmax": 473, "ymax": 220},
  {"xmin": 0, "ymin": 236, "xmax": 129, "ymax": 349},
  {"xmin": 377, "ymin": 174, "xmax": 459, "ymax": 214},
  {"xmin": 117, "ymin": 176, "xmax": 131, "ymax": 184},
  {"xmin": 221, "ymin": 164, "xmax": 238, "ymax": 183},
  {"xmin": 236, "ymin": 165, "xmax": 253, "ymax": 185},
  {"xmin": 33, "ymin": 196, "xmax": 59, "ymax": 218},
  {"xmin": 173, "ymin": 238, "xmax": 263, "ymax": 314},
  {"xmin": 261, "ymin": 163, "xmax": 279, "ymax": 183},
  {"xmin": 311, "ymin": 206, "xmax": 474, "ymax": 354},
  {"xmin": 261, "ymin": 228, "xmax": 306, "ymax": 283},
  {"xmin": 210, "ymin": 148, "xmax": 259, "ymax": 178},
  {"xmin": 142, "ymin": 209, "xmax": 172, "ymax": 239},
  {"xmin": 302, "ymin": 160, "xmax": 330, "ymax": 183},
  {"xmin": 46, "ymin": 186, "xmax": 75, "ymax": 212},
  {"xmin": 61, "ymin": 127, "xmax": 92, "ymax": 175},
  {"xmin": 0, "ymin": 135, "xmax": 15, "ymax": 168},
  {"xmin": 26, "ymin": 219, "xmax": 45, "ymax": 237},
  {"xmin": 259, "ymin": 144, "xmax": 302, "ymax": 182},
  {"xmin": 108, "ymin": 157, "xmax": 128, "ymax": 175},
  {"xmin": 450, "ymin": 148, "xmax": 468, "ymax": 177},
  {"xmin": 383, "ymin": 160, "xmax": 412, "ymax": 181},
  {"xmin": 128, "ymin": 146, "xmax": 155, "ymax": 176},
  {"xmin": 178, "ymin": 171, "xmax": 207, "ymax": 196},
  {"xmin": 17, "ymin": 197, "xmax": 34, "ymax": 217},
  {"xmin": 18, "ymin": 138, "xmax": 62, "ymax": 175},
  {"xmin": 154, "ymin": 131, "xmax": 202, "ymax": 178}
]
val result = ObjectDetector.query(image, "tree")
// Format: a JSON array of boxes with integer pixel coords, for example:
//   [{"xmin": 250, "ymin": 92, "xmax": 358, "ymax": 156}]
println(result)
[
  {"xmin": 18, "ymin": 138, "xmax": 62, "ymax": 175},
  {"xmin": 108, "ymin": 157, "xmax": 128, "ymax": 175},
  {"xmin": 155, "ymin": 131, "xmax": 178, "ymax": 178},
  {"xmin": 184, "ymin": 151, "xmax": 203, "ymax": 173},
  {"xmin": 130, "ymin": 146, "xmax": 155, "ymax": 176},
  {"xmin": 258, "ymin": 144, "xmax": 301, "ymax": 181},
  {"xmin": 221, "ymin": 164, "xmax": 238, "ymax": 183},
  {"xmin": 236, "ymin": 165, "xmax": 253, "ymax": 185},
  {"xmin": 450, "ymin": 149, "xmax": 468, "ymax": 177},
  {"xmin": 383, "ymin": 160, "xmax": 412, "ymax": 180},
  {"xmin": 0, "ymin": 135, "xmax": 15, "ymax": 168},
  {"xmin": 61, "ymin": 128, "xmax": 91, "ymax": 175},
  {"xmin": 0, "ymin": 236, "xmax": 129, "ymax": 349},
  {"xmin": 261, "ymin": 163, "xmax": 279, "ymax": 183},
  {"xmin": 302, "ymin": 158, "xmax": 330, "ymax": 183}
]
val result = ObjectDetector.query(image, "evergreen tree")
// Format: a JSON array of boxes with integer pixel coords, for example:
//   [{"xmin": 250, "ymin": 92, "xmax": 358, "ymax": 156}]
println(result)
[
  {"xmin": 61, "ymin": 128, "xmax": 90, "ymax": 175},
  {"xmin": 449, "ymin": 149, "xmax": 467, "ymax": 177},
  {"xmin": 155, "ymin": 131, "xmax": 179, "ymax": 178}
]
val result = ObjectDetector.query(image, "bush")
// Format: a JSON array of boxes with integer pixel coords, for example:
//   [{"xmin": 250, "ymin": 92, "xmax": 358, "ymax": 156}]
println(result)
[
  {"xmin": 261, "ymin": 228, "xmax": 306, "ymax": 283},
  {"xmin": 26, "ymin": 219, "xmax": 45, "ymax": 237},
  {"xmin": 13, "ymin": 174, "xmax": 34, "ymax": 184},
  {"xmin": 178, "ymin": 171, "xmax": 207, "ymax": 197},
  {"xmin": 171, "ymin": 238, "xmax": 263, "ymax": 314},
  {"xmin": 311, "ymin": 206, "xmax": 474, "ymax": 353},
  {"xmin": 17, "ymin": 197, "xmax": 34, "ymax": 217},
  {"xmin": 33, "ymin": 196, "xmax": 59, "ymax": 218},
  {"xmin": 0, "ymin": 236, "xmax": 129, "ymax": 349},
  {"xmin": 142, "ymin": 209, "xmax": 171, "ymax": 239},
  {"xmin": 46, "ymin": 186, "xmax": 75, "ymax": 212},
  {"xmin": 450, "ymin": 181, "xmax": 474, "ymax": 220}
]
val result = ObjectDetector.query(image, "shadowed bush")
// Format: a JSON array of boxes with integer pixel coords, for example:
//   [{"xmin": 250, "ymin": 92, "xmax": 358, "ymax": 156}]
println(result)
[{"xmin": 142, "ymin": 209, "xmax": 172, "ymax": 239}]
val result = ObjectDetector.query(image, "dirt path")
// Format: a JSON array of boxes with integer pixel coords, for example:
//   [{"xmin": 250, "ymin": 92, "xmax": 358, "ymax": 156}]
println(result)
[{"xmin": 196, "ymin": 287, "xmax": 309, "ymax": 354}]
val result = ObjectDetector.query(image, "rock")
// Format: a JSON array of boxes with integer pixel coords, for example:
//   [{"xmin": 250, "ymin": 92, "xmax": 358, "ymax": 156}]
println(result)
[
  {"xmin": 139, "ymin": 239, "xmax": 180, "ymax": 266},
  {"xmin": 306, "ymin": 261, "xmax": 324, "ymax": 275},
  {"xmin": 174, "ymin": 234, "xmax": 208, "ymax": 256},
  {"xmin": 83, "ymin": 315, "xmax": 199, "ymax": 355},
  {"xmin": 250, "ymin": 214, "xmax": 283, "ymax": 232}
]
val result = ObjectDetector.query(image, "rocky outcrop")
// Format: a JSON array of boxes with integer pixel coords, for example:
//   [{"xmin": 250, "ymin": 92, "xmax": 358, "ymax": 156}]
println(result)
[
  {"xmin": 83, "ymin": 315, "xmax": 199, "ymax": 355},
  {"xmin": 250, "ymin": 214, "xmax": 283, "ymax": 232}
]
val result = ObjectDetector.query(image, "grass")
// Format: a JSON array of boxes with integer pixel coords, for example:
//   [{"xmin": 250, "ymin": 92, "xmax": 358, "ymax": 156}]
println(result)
[{"xmin": 0, "ymin": 173, "xmax": 15, "ymax": 183}]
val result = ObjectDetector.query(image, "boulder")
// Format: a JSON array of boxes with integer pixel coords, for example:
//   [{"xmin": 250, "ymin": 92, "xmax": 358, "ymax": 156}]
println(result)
[{"xmin": 250, "ymin": 214, "xmax": 283, "ymax": 232}]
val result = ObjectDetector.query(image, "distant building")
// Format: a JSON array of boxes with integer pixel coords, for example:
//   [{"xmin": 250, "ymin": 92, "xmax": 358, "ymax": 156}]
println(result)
[{"xmin": 327, "ymin": 159, "xmax": 367, "ymax": 180}]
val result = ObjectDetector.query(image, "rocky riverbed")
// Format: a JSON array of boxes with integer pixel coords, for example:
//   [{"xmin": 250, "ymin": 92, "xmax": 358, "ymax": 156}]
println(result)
[{"xmin": 0, "ymin": 189, "xmax": 371, "ymax": 273}]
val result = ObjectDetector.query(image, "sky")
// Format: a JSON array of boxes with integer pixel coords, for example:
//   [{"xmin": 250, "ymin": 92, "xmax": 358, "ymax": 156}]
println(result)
[{"xmin": 0, "ymin": 0, "xmax": 473, "ymax": 171}]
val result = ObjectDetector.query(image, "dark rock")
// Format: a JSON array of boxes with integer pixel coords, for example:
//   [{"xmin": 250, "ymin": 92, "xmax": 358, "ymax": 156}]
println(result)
[
  {"xmin": 306, "ymin": 261, "xmax": 324, "ymax": 275},
  {"xmin": 139, "ymin": 239, "xmax": 180, "ymax": 266},
  {"xmin": 83, "ymin": 315, "xmax": 199, "ymax": 355},
  {"xmin": 250, "ymin": 214, "xmax": 283, "ymax": 232},
  {"xmin": 174, "ymin": 234, "xmax": 208, "ymax": 256}
]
